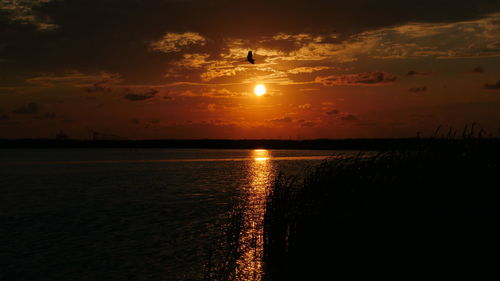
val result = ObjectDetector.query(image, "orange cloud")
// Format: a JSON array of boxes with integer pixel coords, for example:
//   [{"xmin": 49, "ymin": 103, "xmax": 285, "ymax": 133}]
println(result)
[
  {"xmin": 172, "ymin": 53, "xmax": 211, "ymax": 68},
  {"xmin": 288, "ymin": 66, "xmax": 331, "ymax": 74},
  {"xmin": 315, "ymin": 72, "xmax": 397, "ymax": 86},
  {"xmin": 150, "ymin": 32, "xmax": 206, "ymax": 53},
  {"xmin": 298, "ymin": 103, "xmax": 312, "ymax": 109}
]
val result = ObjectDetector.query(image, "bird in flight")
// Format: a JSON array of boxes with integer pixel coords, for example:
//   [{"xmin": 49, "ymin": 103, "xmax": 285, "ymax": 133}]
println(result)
[{"xmin": 247, "ymin": 51, "xmax": 255, "ymax": 64}]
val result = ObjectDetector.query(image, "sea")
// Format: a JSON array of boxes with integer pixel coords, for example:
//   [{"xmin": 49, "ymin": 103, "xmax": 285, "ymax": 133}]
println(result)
[{"xmin": 0, "ymin": 148, "xmax": 354, "ymax": 281}]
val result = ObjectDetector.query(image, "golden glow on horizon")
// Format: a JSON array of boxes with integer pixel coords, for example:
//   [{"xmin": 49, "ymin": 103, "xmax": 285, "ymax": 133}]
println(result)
[{"xmin": 254, "ymin": 84, "xmax": 266, "ymax": 96}]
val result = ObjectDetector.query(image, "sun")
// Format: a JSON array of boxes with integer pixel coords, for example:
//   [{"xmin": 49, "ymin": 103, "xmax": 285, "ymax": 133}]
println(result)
[{"xmin": 254, "ymin": 84, "xmax": 266, "ymax": 96}]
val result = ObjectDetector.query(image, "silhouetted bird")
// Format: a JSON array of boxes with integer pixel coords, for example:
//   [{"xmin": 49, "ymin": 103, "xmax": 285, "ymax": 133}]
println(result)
[{"xmin": 247, "ymin": 51, "xmax": 255, "ymax": 64}]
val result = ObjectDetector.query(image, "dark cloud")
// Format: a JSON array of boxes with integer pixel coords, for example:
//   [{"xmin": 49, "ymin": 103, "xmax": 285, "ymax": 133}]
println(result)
[
  {"xmin": 471, "ymin": 66, "xmax": 484, "ymax": 73},
  {"xmin": 411, "ymin": 114, "xmax": 436, "ymax": 119},
  {"xmin": 144, "ymin": 119, "xmax": 161, "ymax": 129},
  {"xmin": 409, "ymin": 86, "xmax": 427, "ymax": 92},
  {"xmin": 0, "ymin": 114, "xmax": 9, "ymax": 120},
  {"xmin": 484, "ymin": 81, "xmax": 500, "ymax": 90},
  {"xmin": 85, "ymin": 82, "xmax": 112, "ymax": 93},
  {"xmin": 270, "ymin": 116, "xmax": 293, "ymax": 123},
  {"xmin": 34, "ymin": 112, "xmax": 57, "ymax": 119},
  {"xmin": 13, "ymin": 102, "xmax": 40, "ymax": 114},
  {"xmin": 316, "ymin": 72, "xmax": 397, "ymax": 86},
  {"xmin": 26, "ymin": 72, "xmax": 121, "ymax": 87},
  {"xmin": 1, "ymin": 0, "xmax": 499, "ymax": 87},
  {"xmin": 26, "ymin": 1, "xmax": 500, "ymax": 38},
  {"xmin": 0, "ymin": 0, "xmax": 58, "ymax": 30},
  {"xmin": 325, "ymin": 109, "xmax": 339, "ymax": 115},
  {"xmin": 0, "ymin": 87, "xmax": 18, "ymax": 94},
  {"xmin": 301, "ymin": 121, "xmax": 315, "ymax": 127},
  {"xmin": 341, "ymin": 114, "xmax": 358, "ymax": 121},
  {"xmin": 407, "ymin": 70, "xmax": 431, "ymax": 76},
  {"xmin": 123, "ymin": 89, "xmax": 158, "ymax": 101}
]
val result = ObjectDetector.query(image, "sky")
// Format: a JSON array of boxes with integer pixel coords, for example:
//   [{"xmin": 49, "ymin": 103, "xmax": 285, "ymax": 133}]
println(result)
[{"xmin": 2, "ymin": 0, "xmax": 500, "ymax": 139}]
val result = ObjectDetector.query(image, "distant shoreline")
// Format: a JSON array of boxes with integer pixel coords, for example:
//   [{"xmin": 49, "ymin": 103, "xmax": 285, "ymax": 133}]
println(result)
[{"xmin": 2, "ymin": 138, "xmax": 499, "ymax": 150}]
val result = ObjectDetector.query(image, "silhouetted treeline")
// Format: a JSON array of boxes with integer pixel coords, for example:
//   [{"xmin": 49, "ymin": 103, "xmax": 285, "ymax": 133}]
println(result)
[{"xmin": 2, "ymin": 138, "xmax": 500, "ymax": 150}]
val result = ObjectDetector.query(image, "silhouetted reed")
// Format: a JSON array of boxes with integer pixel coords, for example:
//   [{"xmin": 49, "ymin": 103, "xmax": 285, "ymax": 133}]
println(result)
[
  {"xmin": 207, "ymin": 126, "xmax": 500, "ymax": 280},
  {"xmin": 263, "ymin": 134, "xmax": 500, "ymax": 280},
  {"xmin": 204, "ymin": 204, "xmax": 244, "ymax": 281}
]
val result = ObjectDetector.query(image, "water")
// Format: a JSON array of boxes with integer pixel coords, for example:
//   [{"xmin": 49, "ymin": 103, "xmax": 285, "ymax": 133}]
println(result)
[{"xmin": 0, "ymin": 149, "xmax": 352, "ymax": 281}]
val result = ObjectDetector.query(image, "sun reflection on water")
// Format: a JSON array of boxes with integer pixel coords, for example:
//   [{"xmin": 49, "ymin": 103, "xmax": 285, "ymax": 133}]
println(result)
[
  {"xmin": 254, "ymin": 157, "xmax": 270, "ymax": 161},
  {"xmin": 236, "ymin": 149, "xmax": 274, "ymax": 281}
]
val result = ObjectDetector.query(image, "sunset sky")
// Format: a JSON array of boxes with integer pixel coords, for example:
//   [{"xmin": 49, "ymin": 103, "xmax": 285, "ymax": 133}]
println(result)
[{"xmin": 2, "ymin": 0, "xmax": 500, "ymax": 139}]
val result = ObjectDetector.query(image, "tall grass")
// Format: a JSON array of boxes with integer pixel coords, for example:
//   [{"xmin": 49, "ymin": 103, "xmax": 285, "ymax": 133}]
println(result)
[
  {"xmin": 263, "ymin": 137, "xmax": 500, "ymax": 279},
  {"xmin": 204, "ymin": 205, "xmax": 244, "ymax": 281},
  {"xmin": 207, "ymin": 134, "xmax": 500, "ymax": 280}
]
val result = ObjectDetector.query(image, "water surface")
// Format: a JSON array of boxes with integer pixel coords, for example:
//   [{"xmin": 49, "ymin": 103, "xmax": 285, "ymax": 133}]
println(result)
[{"xmin": 0, "ymin": 149, "xmax": 353, "ymax": 280}]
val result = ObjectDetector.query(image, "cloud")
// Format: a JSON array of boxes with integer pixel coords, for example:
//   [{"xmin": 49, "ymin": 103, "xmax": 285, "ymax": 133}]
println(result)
[
  {"xmin": 27, "ymin": 71, "xmax": 121, "ymax": 87},
  {"xmin": 272, "ymin": 33, "xmax": 324, "ymax": 43},
  {"xmin": 299, "ymin": 88, "xmax": 320, "ymax": 92},
  {"xmin": 173, "ymin": 88, "xmax": 245, "ymax": 99},
  {"xmin": 270, "ymin": 116, "xmax": 293, "ymax": 123},
  {"xmin": 200, "ymin": 61, "xmax": 247, "ymax": 81},
  {"xmin": 123, "ymin": 89, "xmax": 158, "ymax": 101},
  {"xmin": 150, "ymin": 32, "xmax": 206, "ymax": 53},
  {"xmin": 471, "ymin": 66, "xmax": 485, "ymax": 73},
  {"xmin": 85, "ymin": 82, "xmax": 113, "ymax": 93},
  {"xmin": 315, "ymin": 71, "xmax": 397, "ymax": 86},
  {"xmin": 409, "ymin": 86, "xmax": 427, "ymax": 92},
  {"xmin": 2, "ymin": 0, "xmax": 500, "ymax": 91},
  {"xmin": 209, "ymin": 88, "xmax": 241, "ymax": 98},
  {"xmin": 285, "ymin": 41, "xmax": 357, "ymax": 62},
  {"xmin": 356, "ymin": 14, "xmax": 500, "ymax": 60},
  {"xmin": 341, "ymin": 114, "xmax": 358, "ymax": 121},
  {"xmin": 34, "ymin": 112, "xmax": 56, "ymax": 119},
  {"xmin": 145, "ymin": 14, "xmax": 500, "ymax": 86},
  {"xmin": 0, "ymin": 0, "xmax": 57, "ymax": 30},
  {"xmin": 411, "ymin": 113, "xmax": 436, "ymax": 119},
  {"xmin": 298, "ymin": 103, "xmax": 312, "ymax": 109},
  {"xmin": 288, "ymin": 66, "xmax": 331, "ymax": 74},
  {"xmin": 0, "ymin": 114, "xmax": 9, "ymax": 121},
  {"xmin": 325, "ymin": 109, "xmax": 340, "ymax": 115},
  {"xmin": 207, "ymin": 103, "xmax": 216, "ymax": 112},
  {"xmin": 172, "ymin": 53, "xmax": 211, "ymax": 68},
  {"xmin": 0, "ymin": 87, "xmax": 18, "ymax": 94},
  {"xmin": 13, "ymin": 102, "xmax": 40, "ymax": 114},
  {"xmin": 301, "ymin": 121, "xmax": 315, "ymax": 127},
  {"xmin": 484, "ymin": 81, "xmax": 500, "ymax": 90},
  {"xmin": 407, "ymin": 70, "xmax": 432, "ymax": 76}
]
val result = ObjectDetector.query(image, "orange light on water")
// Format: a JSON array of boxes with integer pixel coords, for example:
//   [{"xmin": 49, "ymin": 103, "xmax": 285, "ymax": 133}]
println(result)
[
  {"xmin": 235, "ymin": 149, "xmax": 274, "ymax": 280},
  {"xmin": 254, "ymin": 157, "xmax": 269, "ymax": 161}
]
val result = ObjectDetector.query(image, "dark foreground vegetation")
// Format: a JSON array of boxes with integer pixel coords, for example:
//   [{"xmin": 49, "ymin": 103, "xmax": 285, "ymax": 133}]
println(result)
[
  {"xmin": 207, "ymin": 136, "xmax": 500, "ymax": 280},
  {"xmin": 263, "ymin": 137, "xmax": 500, "ymax": 279}
]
